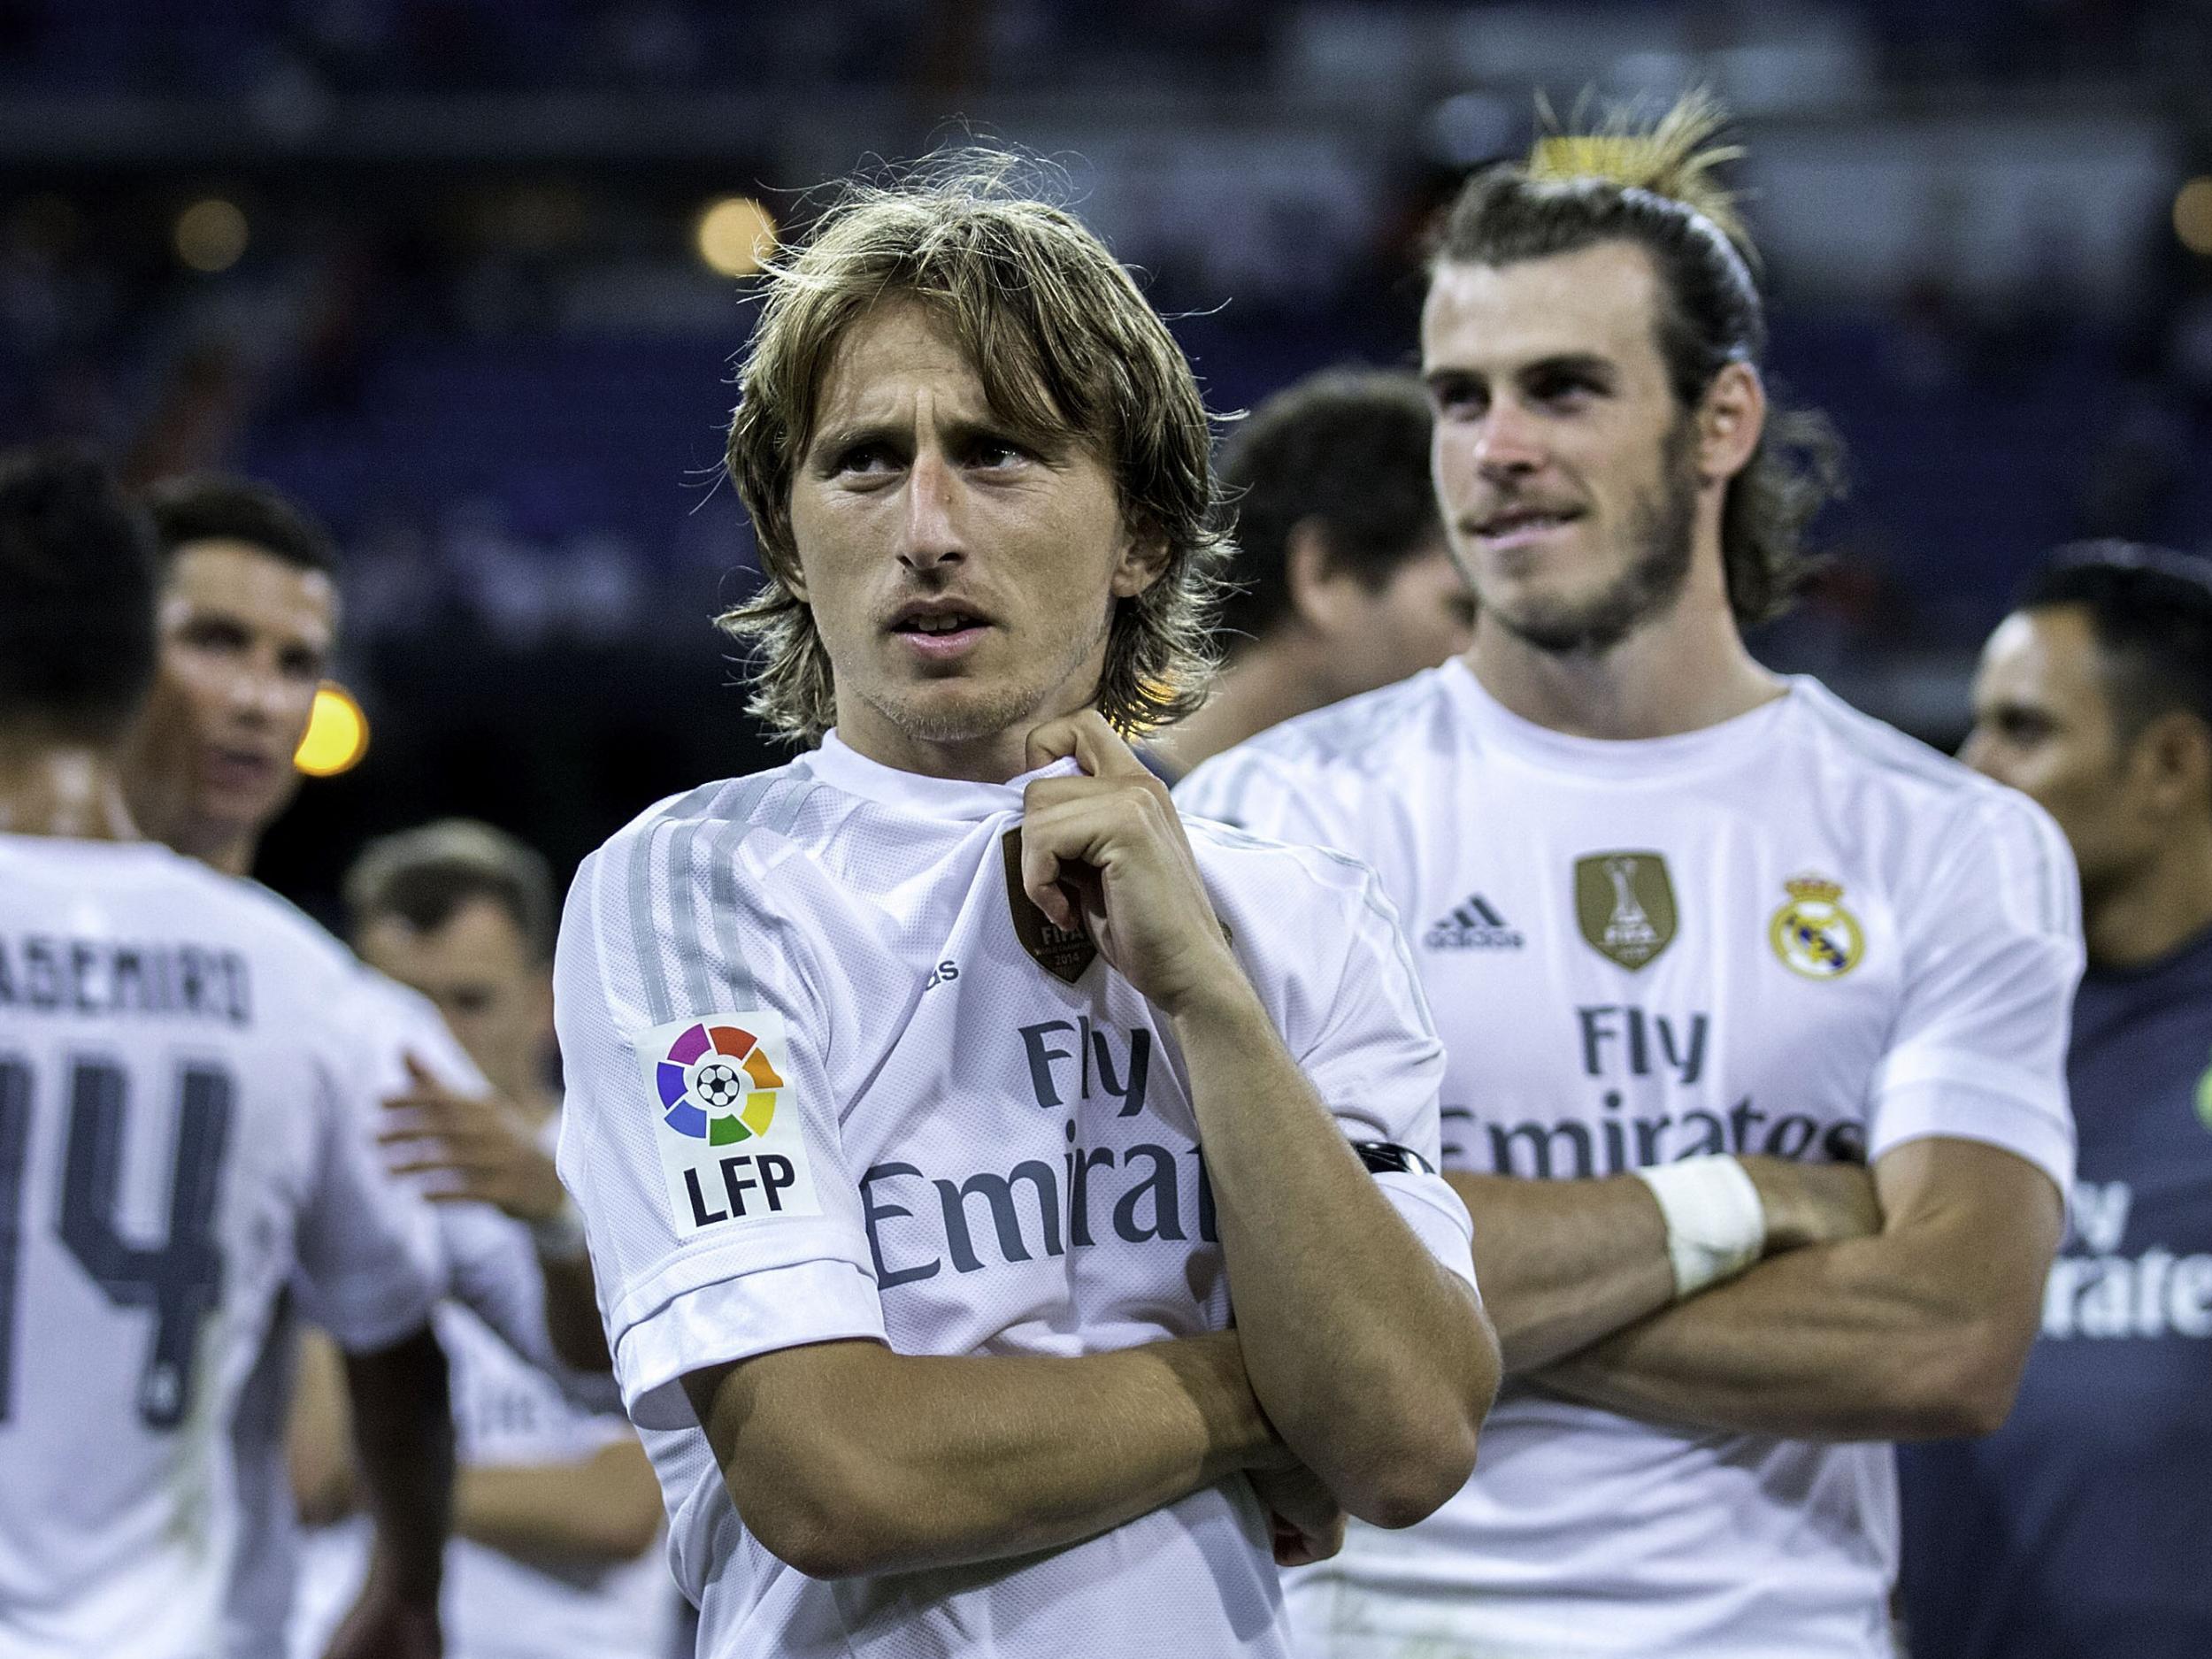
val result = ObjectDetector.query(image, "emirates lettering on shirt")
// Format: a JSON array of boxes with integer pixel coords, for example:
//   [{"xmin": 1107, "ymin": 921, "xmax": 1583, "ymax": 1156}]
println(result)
[
  {"xmin": 1441, "ymin": 1000, "xmax": 1867, "ymax": 1176},
  {"xmin": 2044, "ymin": 1180, "xmax": 2212, "ymax": 1340},
  {"xmin": 858, "ymin": 1019, "xmax": 1217, "ymax": 1287}
]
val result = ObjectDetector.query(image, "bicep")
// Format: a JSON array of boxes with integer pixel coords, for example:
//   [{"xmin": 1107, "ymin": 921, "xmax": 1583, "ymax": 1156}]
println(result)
[
  {"xmin": 1871, "ymin": 1135, "xmax": 2064, "ymax": 1319},
  {"xmin": 682, "ymin": 1339, "xmax": 896, "ymax": 1561},
  {"xmin": 682, "ymin": 1337, "xmax": 893, "ymax": 1475}
]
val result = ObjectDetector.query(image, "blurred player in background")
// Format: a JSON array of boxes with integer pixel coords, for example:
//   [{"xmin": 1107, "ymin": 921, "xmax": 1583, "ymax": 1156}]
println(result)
[
  {"xmin": 129, "ymin": 474, "xmax": 604, "ymax": 1361},
  {"xmin": 284, "ymin": 820, "xmax": 672, "ymax": 1659},
  {"xmin": 554, "ymin": 159, "xmax": 1497, "ymax": 1658},
  {"xmin": 1156, "ymin": 369, "xmax": 1473, "ymax": 777},
  {"xmin": 0, "ymin": 447, "xmax": 452, "ymax": 1659},
  {"xmin": 1899, "ymin": 543, "xmax": 2212, "ymax": 1659},
  {"xmin": 1179, "ymin": 96, "xmax": 2081, "ymax": 1659},
  {"xmin": 119, "ymin": 474, "xmax": 615, "ymax": 1655}
]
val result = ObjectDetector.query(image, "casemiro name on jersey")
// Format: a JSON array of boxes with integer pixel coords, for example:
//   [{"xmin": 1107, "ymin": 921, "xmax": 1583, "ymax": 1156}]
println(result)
[{"xmin": 0, "ymin": 931, "xmax": 251, "ymax": 1025}]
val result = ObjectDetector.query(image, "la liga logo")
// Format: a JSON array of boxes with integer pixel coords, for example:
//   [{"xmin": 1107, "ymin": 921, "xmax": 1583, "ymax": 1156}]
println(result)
[{"xmin": 657, "ymin": 1021, "xmax": 785, "ymax": 1145}]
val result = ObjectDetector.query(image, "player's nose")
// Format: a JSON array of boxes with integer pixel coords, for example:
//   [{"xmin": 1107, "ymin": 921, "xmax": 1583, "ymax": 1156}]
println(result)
[
  {"xmin": 227, "ymin": 660, "xmax": 288, "ymax": 727},
  {"xmin": 895, "ymin": 449, "xmax": 964, "ymax": 572},
  {"xmin": 1956, "ymin": 726, "xmax": 2001, "ymax": 780},
  {"xmin": 1472, "ymin": 400, "xmax": 1546, "ymax": 477}
]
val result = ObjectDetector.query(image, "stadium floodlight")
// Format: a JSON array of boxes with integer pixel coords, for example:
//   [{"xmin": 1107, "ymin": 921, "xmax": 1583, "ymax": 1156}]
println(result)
[
  {"xmin": 695, "ymin": 196, "xmax": 777, "ymax": 277},
  {"xmin": 294, "ymin": 681, "xmax": 369, "ymax": 777},
  {"xmin": 2175, "ymin": 177, "xmax": 2212, "ymax": 257},
  {"xmin": 175, "ymin": 198, "xmax": 249, "ymax": 273}
]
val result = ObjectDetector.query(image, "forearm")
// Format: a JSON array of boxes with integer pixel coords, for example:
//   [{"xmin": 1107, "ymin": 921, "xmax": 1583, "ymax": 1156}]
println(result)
[
  {"xmin": 687, "ymin": 1332, "xmax": 1280, "ymax": 1579},
  {"xmin": 288, "ymin": 1329, "xmax": 359, "ymax": 1526},
  {"xmin": 341, "ymin": 1324, "xmax": 455, "ymax": 1601},
  {"xmin": 1172, "ymin": 979, "xmax": 1491, "ymax": 1525},
  {"xmin": 1447, "ymin": 1171, "xmax": 1673, "ymax": 1373},
  {"xmin": 1535, "ymin": 1234, "xmax": 2016, "ymax": 1440},
  {"xmin": 540, "ymin": 1250, "xmax": 612, "ymax": 1372},
  {"xmin": 1454, "ymin": 1153, "xmax": 1880, "ymax": 1374},
  {"xmin": 457, "ymin": 1442, "xmax": 663, "ymax": 1563},
  {"xmin": 1532, "ymin": 1138, "xmax": 2061, "ymax": 1440}
]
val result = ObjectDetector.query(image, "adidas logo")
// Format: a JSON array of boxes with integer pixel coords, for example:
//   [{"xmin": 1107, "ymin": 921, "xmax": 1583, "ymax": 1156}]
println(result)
[{"xmin": 1424, "ymin": 893, "xmax": 1524, "ymax": 950}]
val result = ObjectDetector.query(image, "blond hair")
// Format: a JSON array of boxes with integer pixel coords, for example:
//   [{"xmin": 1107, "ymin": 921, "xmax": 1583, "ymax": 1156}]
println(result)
[
  {"xmin": 718, "ymin": 153, "xmax": 1232, "ymax": 743},
  {"xmin": 1435, "ymin": 92, "xmax": 1841, "ymax": 626}
]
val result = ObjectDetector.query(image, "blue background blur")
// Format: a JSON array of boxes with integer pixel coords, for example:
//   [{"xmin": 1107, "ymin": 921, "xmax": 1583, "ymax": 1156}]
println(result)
[{"xmin": 5, "ymin": 0, "xmax": 2209, "ymax": 913}]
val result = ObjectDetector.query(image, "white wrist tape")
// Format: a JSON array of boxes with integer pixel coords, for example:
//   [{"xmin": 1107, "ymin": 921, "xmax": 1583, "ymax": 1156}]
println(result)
[{"xmin": 1632, "ymin": 1156, "xmax": 1767, "ymax": 1301}]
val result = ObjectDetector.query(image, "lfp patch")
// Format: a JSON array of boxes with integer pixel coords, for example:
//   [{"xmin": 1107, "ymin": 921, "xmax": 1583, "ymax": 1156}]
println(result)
[
  {"xmin": 640, "ymin": 1009, "xmax": 820, "ymax": 1238},
  {"xmin": 657, "ymin": 1019, "xmax": 784, "ymax": 1143}
]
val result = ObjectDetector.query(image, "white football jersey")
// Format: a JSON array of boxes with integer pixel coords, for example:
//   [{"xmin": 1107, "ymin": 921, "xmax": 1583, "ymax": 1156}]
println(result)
[
  {"xmin": 288, "ymin": 1296, "xmax": 672, "ymax": 1659},
  {"xmin": 555, "ymin": 732, "xmax": 1475, "ymax": 1659},
  {"xmin": 0, "ymin": 834, "xmax": 444, "ymax": 1659},
  {"xmin": 1176, "ymin": 661, "xmax": 2083, "ymax": 1659},
  {"xmin": 223, "ymin": 955, "xmax": 620, "ymax": 1658}
]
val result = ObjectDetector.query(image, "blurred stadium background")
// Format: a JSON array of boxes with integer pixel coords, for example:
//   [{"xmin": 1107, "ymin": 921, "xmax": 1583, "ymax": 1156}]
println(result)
[{"xmin": 7, "ymin": 0, "xmax": 2212, "ymax": 917}]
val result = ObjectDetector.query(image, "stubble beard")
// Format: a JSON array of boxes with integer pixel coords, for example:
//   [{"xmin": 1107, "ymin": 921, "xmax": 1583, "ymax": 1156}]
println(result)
[
  {"xmin": 871, "ymin": 602, "xmax": 1117, "ymax": 749},
  {"xmin": 1487, "ymin": 422, "xmax": 1701, "ymax": 658}
]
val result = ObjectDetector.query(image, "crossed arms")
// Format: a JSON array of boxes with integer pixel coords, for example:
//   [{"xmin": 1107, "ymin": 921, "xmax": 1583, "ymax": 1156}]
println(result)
[
  {"xmin": 680, "ymin": 716, "xmax": 1499, "ymax": 1580},
  {"xmin": 1465, "ymin": 1135, "xmax": 2065, "ymax": 1440}
]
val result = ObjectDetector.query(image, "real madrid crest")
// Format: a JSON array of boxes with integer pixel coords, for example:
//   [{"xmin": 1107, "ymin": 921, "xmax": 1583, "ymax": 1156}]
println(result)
[{"xmin": 1769, "ymin": 874, "xmax": 1863, "ymax": 979}]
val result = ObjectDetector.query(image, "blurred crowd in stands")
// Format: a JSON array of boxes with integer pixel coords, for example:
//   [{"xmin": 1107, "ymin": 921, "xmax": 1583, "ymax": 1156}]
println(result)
[{"xmin": 5, "ymin": 0, "xmax": 2212, "ymax": 902}]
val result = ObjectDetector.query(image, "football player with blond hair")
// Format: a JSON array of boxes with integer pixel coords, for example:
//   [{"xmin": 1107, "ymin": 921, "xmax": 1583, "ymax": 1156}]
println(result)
[
  {"xmin": 554, "ymin": 157, "xmax": 1496, "ymax": 1659},
  {"xmin": 1179, "ymin": 97, "xmax": 2081, "ymax": 1658}
]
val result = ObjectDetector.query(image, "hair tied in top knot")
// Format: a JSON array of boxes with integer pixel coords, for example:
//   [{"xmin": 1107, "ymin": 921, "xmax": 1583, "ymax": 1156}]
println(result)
[{"xmin": 1525, "ymin": 91, "xmax": 1753, "ymax": 263}]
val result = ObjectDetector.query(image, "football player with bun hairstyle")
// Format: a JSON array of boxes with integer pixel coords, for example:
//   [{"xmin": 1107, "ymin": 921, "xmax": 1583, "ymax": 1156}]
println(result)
[{"xmin": 1179, "ymin": 95, "xmax": 2083, "ymax": 1658}]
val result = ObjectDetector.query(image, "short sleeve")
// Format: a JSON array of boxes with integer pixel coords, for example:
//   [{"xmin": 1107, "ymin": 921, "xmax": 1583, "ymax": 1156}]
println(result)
[
  {"xmin": 293, "ymin": 1005, "xmax": 448, "ymax": 1353},
  {"xmin": 1208, "ymin": 836, "xmax": 1478, "ymax": 1296},
  {"xmin": 361, "ymin": 985, "xmax": 621, "ymax": 1409},
  {"xmin": 1867, "ymin": 789, "xmax": 2084, "ymax": 1195},
  {"xmin": 555, "ymin": 817, "xmax": 887, "ymax": 1430},
  {"xmin": 438, "ymin": 1200, "xmax": 623, "ymax": 1416},
  {"xmin": 1176, "ymin": 748, "xmax": 1364, "ymax": 856}
]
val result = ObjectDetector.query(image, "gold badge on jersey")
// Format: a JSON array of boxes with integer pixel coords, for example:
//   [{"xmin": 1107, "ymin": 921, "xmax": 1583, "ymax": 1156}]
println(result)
[
  {"xmin": 1769, "ymin": 875, "xmax": 1864, "ymax": 979},
  {"xmin": 1574, "ymin": 851, "xmax": 1677, "ymax": 971},
  {"xmin": 1002, "ymin": 827, "xmax": 1098, "ymax": 983}
]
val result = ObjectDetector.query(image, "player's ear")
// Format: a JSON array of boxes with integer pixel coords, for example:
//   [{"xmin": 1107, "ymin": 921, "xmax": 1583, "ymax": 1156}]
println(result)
[
  {"xmin": 1110, "ymin": 524, "xmax": 1170, "ymax": 601},
  {"xmin": 1285, "ymin": 519, "xmax": 1355, "ymax": 637},
  {"xmin": 1695, "ymin": 361, "xmax": 1766, "ymax": 484},
  {"xmin": 774, "ymin": 541, "xmax": 810, "ymax": 604},
  {"xmin": 2138, "ymin": 708, "xmax": 2212, "ymax": 822}
]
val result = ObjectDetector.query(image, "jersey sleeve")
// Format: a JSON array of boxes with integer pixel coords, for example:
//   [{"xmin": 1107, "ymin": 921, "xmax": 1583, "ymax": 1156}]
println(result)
[
  {"xmin": 292, "ymin": 998, "xmax": 449, "ymax": 1354},
  {"xmin": 368, "ymin": 987, "xmax": 624, "ymax": 1410},
  {"xmin": 1175, "ymin": 746, "xmax": 1364, "ymax": 856},
  {"xmin": 555, "ymin": 816, "xmax": 887, "ymax": 1430},
  {"xmin": 1210, "ymin": 836, "xmax": 1478, "ymax": 1295},
  {"xmin": 438, "ymin": 1201, "xmax": 624, "ymax": 1417},
  {"xmin": 1866, "ymin": 788, "xmax": 2085, "ymax": 1194}
]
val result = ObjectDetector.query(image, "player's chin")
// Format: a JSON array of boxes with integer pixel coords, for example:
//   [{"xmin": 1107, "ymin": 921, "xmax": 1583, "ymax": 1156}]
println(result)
[{"xmin": 881, "ymin": 676, "xmax": 1042, "ymax": 747}]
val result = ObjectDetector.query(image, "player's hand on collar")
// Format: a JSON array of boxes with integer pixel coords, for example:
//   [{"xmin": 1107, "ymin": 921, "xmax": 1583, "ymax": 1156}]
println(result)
[{"xmin": 1018, "ymin": 710, "xmax": 1245, "ymax": 1018}]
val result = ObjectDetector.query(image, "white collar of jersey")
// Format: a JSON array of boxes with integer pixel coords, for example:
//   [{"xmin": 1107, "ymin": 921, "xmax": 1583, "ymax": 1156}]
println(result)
[
  {"xmin": 1440, "ymin": 657, "xmax": 1800, "ymax": 781},
  {"xmin": 0, "ymin": 832, "xmax": 190, "ymax": 874},
  {"xmin": 810, "ymin": 729, "xmax": 1085, "ymax": 820}
]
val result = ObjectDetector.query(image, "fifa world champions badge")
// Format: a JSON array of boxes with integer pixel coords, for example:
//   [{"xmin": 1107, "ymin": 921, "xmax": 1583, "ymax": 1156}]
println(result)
[
  {"xmin": 642, "ymin": 1008, "xmax": 823, "ymax": 1237},
  {"xmin": 1769, "ymin": 875, "xmax": 1865, "ymax": 979}
]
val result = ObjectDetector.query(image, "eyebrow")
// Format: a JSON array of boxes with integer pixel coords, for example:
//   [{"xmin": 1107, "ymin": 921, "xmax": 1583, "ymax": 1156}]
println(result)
[
  {"xmin": 1423, "ymin": 351, "xmax": 1619, "ymax": 390},
  {"xmin": 806, "ymin": 411, "xmax": 1068, "ymax": 465}
]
